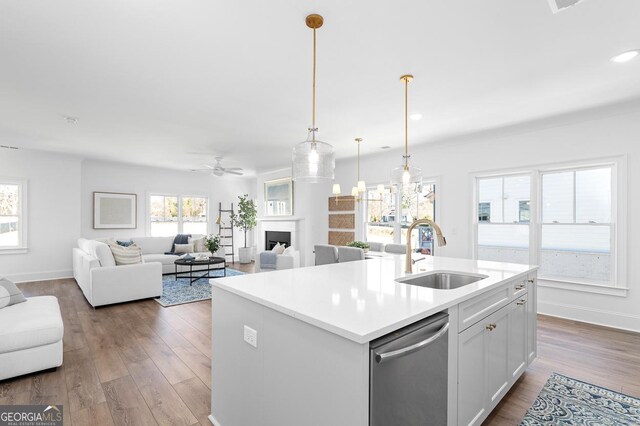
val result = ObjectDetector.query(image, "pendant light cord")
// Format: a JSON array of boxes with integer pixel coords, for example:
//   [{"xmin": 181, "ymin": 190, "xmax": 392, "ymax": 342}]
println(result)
[
  {"xmin": 357, "ymin": 139, "xmax": 361, "ymax": 181},
  {"xmin": 312, "ymin": 27, "xmax": 317, "ymax": 138},
  {"xmin": 404, "ymin": 77, "xmax": 408, "ymax": 170}
]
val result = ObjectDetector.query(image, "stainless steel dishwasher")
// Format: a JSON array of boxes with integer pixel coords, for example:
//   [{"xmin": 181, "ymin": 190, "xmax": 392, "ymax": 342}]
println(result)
[{"xmin": 370, "ymin": 311, "xmax": 449, "ymax": 426}]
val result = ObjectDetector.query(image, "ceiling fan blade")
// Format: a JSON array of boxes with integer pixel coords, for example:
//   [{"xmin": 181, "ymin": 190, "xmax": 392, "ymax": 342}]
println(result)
[
  {"xmin": 203, "ymin": 164, "xmax": 216, "ymax": 169},
  {"xmin": 224, "ymin": 167, "xmax": 243, "ymax": 171},
  {"xmin": 225, "ymin": 170, "xmax": 244, "ymax": 176},
  {"xmin": 191, "ymin": 168, "xmax": 213, "ymax": 172}
]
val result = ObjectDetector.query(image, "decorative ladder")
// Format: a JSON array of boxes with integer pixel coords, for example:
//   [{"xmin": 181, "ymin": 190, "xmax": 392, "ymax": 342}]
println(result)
[{"xmin": 218, "ymin": 202, "xmax": 235, "ymax": 263}]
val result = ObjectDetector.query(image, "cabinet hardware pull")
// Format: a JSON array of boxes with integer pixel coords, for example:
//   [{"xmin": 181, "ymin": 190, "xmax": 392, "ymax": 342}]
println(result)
[
  {"xmin": 527, "ymin": 279, "xmax": 534, "ymax": 283},
  {"xmin": 486, "ymin": 324, "xmax": 494, "ymax": 331},
  {"xmin": 491, "ymin": 323, "xmax": 497, "ymax": 329},
  {"xmin": 515, "ymin": 285, "xmax": 525, "ymax": 290},
  {"xmin": 517, "ymin": 300, "xmax": 526, "ymax": 305}
]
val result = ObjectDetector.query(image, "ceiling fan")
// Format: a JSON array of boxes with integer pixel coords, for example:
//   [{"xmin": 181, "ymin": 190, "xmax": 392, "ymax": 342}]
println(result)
[{"xmin": 192, "ymin": 157, "xmax": 244, "ymax": 176}]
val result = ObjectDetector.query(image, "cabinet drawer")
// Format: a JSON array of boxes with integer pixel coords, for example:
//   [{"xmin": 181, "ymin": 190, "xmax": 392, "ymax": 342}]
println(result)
[{"xmin": 458, "ymin": 282, "xmax": 512, "ymax": 332}]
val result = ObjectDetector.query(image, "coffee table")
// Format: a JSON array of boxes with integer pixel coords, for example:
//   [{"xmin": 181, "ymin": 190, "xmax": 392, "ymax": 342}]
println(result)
[{"xmin": 174, "ymin": 256, "xmax": 226, "ymax": 285}]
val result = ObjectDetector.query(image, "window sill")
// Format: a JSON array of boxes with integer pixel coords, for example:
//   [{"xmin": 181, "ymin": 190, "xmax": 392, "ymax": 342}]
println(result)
[
  {"xmin": 0, "ymin": 247, "xmax": 28, "ymax": 255},
  {"xmin": 538, "ymin": 276, "xmax": 628, "ymax": 297}
]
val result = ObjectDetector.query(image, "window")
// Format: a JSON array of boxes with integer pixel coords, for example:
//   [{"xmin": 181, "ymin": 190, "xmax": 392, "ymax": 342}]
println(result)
[
  {"xmin": 519, "ymin": 201, "xmax": 530, "ymax": 223},
  {"xmin": 182, "ymin": 197, "xmax": 208, "ymax": 235},
  {"xmin": 364, "ymin": 181, "xmax": 437, "ymax": 253},
  {"xmin": 365, "ymin": 186, "xmax": 396, "ymax": 244},
  {"xmin": 478, "ymin": 202, "xmax": 491, "ymax": 222},
  {"xmin": 476, "ymin": 175, "xmax": 531, "ymax": 265},
  {"xmin": 0, "ymin": 179, "xmax": 26, "ymax": 251},
  {"xmin": 149, "ymin": 194, "xmax": 208, "ymax": 237},
  {"xmin": 540, "ymin": 166, "xmax": 613, "ymax": 283},
  {"xmin": 400, "ymin": 183, "xmax": 436, "ymax": 252},
  {"xmin": 474, "ymin": 161, "xmax": 620, "ymax": 288}
]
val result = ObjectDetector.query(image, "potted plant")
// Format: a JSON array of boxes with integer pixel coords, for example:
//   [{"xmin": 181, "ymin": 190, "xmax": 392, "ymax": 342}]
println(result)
[
  {"xmin": 346, "ymin": 241, "xmax": 370, "ymax": 253},
  {"xmin": 205, "ymin": 234, "xmax": 221, "ymax": 257},
  {"xmin": 231, "ymin": 194, "xmax": 257, "ymax": 264}
]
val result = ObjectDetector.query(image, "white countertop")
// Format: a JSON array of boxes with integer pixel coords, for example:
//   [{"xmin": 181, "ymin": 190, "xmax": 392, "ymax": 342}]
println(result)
[{"xmin": 211, "ymin": 255, "xmax": 537, "ymax": 344}]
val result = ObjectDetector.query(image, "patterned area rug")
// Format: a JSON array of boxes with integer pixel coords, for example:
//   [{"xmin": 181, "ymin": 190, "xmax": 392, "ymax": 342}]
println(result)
[
  {"xmin": 521, "ymin": 373, "xmax": 640, "ymax": 425},
  {"xmin": 155, "ymin": 268, "xmax": 245, "ymax": 307}
]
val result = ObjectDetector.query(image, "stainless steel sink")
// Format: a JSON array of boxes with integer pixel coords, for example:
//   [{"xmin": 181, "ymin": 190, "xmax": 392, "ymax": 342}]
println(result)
[{"xmin": 396, "ymin": 272, "xmax": 488, "ymax": 290}]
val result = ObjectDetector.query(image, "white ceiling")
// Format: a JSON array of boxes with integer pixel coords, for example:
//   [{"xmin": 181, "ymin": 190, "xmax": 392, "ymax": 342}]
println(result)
[{"xmin": 1, "ymin": 0, "xmax": 640, "ymax": 174}]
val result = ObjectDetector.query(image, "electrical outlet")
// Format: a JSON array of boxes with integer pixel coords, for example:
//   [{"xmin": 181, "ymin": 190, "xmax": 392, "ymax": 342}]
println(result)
[{"xmin": 244, "ymin": 325, "xmax": 257, "ymax": 348}]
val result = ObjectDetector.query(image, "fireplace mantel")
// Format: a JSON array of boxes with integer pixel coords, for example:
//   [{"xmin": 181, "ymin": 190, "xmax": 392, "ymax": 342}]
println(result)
[{"xmin": 257, "ymin": 217, "xmax": 304, "ymax": 222}]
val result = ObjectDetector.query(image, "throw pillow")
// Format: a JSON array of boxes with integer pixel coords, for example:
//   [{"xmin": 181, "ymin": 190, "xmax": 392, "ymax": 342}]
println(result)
[
  {"xmin": 188, "ymin": 236, "xmax": 205, "ymax": 253},
  {"xmin": 0, "ymin": 277, "xmax": 27, "ymax": 309},
  {"xmin": 272, "ymin": 243, "xmax": 286, "ymax": 255},
  {"xmin": 174, "ymin": 243, "xmax": 195, "ymax": 254},
  {"xmin": 116, "ymin": 240, "xmax": 134, "ymax": 247},
  {"xmin": 282, "ymin": 246, "xmax": 294, "ymax": 256},
  {"xmin": 109, "ymin": 243, "xmax": 143, "ymax": 266}
]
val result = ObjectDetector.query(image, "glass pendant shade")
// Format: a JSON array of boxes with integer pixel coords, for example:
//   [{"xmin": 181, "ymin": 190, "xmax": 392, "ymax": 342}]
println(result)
[
  {"xmin": 357, "ymin": 180, "xmax": 366, "ymax": 192},
  {"xmin": 332, "ymin": 183, "xmax": 341, "ymax": 195},
  {"xmin": 351, "ymin": 187, "xmax": 359, "ymax": 197},
  {"xmin": 292, "ymin": 132, "xmax": 335, "ymax": 182},
  {"xmin": 391, "ymin": 164, "xmax": 423, "ymax": 186}
]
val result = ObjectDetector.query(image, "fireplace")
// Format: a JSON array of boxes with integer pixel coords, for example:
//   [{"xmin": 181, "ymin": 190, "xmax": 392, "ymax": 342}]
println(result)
[{"xmin": 265, "ymin": 231, "xmax": 291, "ymax": 250}]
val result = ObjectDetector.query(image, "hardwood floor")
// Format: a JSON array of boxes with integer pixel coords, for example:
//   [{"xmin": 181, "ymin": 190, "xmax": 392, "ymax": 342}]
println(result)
[{"xmin": 2, "ymin": 266, "xmax": 638, "ymax": 426}]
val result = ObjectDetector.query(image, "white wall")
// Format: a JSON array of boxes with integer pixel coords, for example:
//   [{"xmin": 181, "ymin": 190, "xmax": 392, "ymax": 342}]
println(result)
[
  {"xmin": 0, "ymin": 149, "xmax": 82, "ymax": 282},
  {"xmin": 0, "ymin": 152, "xmax": 255, "ymax": 282},
  {"xmin": 334, "ymin": 108, "xmax": 640, "ymax": 332},
  {"xmin": 81, "ymin": 160, "xmax": 255, "ymax": 256},
  {"xmin": 256, "ymin": 168, "xmax": 330, "ymax": 266}
]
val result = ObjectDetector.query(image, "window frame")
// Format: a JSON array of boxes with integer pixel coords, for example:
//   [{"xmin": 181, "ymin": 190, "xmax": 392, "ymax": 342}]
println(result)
[
  {"xmin": 362, "ymin": 177, "xmax": 440, "ymax": 247},
  {"xmin": 471, "ymin": 157, "xmax": 627, "ymax": 296},
  {"xmin": 0, "ymin": 177, "xmax": 28, "ymax": 254},
  {"xmin": 147, "ymin": 193, "xmax": 209, "ymax": 237}
]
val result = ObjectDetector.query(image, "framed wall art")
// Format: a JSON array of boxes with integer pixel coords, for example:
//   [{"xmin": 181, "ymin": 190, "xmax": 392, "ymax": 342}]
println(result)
[
  {"xmin": 264, "ymin": 178, "xmax": 293, "ymax": 216},
  {"xmin": 93, "ymin": 192, "xmax": 137, "ymax": 229}
]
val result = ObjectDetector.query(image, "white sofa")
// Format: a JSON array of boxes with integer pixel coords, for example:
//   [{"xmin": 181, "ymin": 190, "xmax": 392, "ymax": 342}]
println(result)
[
  {"xmin": 255, "ymin": 248, "xmax": 300, "ymax": 272},
  {"xmin": 73, "ymin": 238, "xmax": 163, "ymax": 307},
  {"xmin": 129, "ymin": 236, "xmax": 225, "ymax": 275},
  {"xmin": 73, "ymin": 236, "xmax": 227, "ymax": 307},
  {"xmin": 0, "ymin": 296, "xmax": 64, "ymax": 381}
]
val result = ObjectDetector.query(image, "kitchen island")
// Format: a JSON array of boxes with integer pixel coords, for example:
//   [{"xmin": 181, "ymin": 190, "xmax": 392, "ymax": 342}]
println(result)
[{"xmin": 210, "ymin": 254, "xmax": 538, "ymax": 426}]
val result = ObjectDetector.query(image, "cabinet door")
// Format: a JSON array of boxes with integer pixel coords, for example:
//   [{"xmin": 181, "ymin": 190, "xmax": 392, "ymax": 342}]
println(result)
[
  {"xmin": 486, "ymin": 306, "xmax": 510, "ymax": 408},
  {"xmin": 458, "ymin": 320, "xmax": 488, "ymax": 426},
  {"xmin": 508, "ymin": 295, "xmax": 528, "ymax": 380},
  {"xmin": 526, "ymin": 274, "xmax": 537, "ymax": 364}
]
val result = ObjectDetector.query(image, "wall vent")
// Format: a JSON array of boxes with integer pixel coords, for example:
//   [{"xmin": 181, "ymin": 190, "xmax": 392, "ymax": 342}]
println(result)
[{"xmin": 548, "ymin": 0, "xmax": 586, "ymax": 13}]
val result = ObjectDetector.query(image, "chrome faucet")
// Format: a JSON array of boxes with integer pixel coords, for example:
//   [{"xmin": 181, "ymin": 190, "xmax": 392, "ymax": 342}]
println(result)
[{"xmin": 405, "ymin": 219, "xmax": 447, "ymax": 273}]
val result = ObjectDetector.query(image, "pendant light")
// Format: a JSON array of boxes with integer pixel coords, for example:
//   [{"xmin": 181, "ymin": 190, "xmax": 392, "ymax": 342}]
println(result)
[
  {"xmin": 351, "ymin": 138, "xmax": 366, "ymax": 196},
  {"xmin": 292, "ymin": 14, "xmax": 335, "ymax": 182},
  {"xmin": 391, "ymin": 75, "xmax": 422, "ymax": 186}
]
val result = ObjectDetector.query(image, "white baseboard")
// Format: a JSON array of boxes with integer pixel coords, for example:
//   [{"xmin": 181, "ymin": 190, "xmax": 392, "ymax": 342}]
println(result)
[
  {"xmin": 7, "ymin": 269, "xmax": 74, "ymax": 284},
  {"xmin": 539, "ymin": 299, "xmax": 640, "ymax": 333},
  {"xmin": 208, "ymin": 414, "xmax": 221, "ymax": 426}
]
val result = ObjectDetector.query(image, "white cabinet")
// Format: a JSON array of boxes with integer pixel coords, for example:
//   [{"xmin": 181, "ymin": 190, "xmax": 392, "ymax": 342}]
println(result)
[
  {"xmin": 526, "ymin": 274, "xmax": 537, "ymax": 364},
  {"xmin": 458, "ymin": 319, "xmax": 488, "ymax": 426},
  {"xmin": 458, "ymin": 303, "xmax": 511, "ymax": 426},
  {"xmin": 508, "ymin": 294, "xmax": 528, "ymax": 380},
  {"xmin": 457, "ymin": 274, "xmax": 537, "ymax": 426}
]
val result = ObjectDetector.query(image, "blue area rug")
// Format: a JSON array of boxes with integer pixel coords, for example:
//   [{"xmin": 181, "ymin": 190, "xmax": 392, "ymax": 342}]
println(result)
[
  {"xmin": 155, "ymin": 268, "xmax": 245, "ymax": 307},
  {"xmin": 521, "ymin": 373, "xmax": 640, "ymax": 425}
]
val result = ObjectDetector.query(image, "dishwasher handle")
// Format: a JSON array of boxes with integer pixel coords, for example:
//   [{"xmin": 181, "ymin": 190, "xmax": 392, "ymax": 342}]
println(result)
[{"xmin": 374, "ymin": 322, "xmax": 449, "ymax": 364}]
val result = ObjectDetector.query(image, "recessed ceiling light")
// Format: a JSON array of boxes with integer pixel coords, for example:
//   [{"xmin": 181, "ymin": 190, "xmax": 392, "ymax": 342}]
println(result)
[
  {"xmin": 410, "ymin": 113, "xmax": 423, "ymax": 121},
  {"xmin": 610, "ymin": 50, "xmax": 639, "ymax": 63}
]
